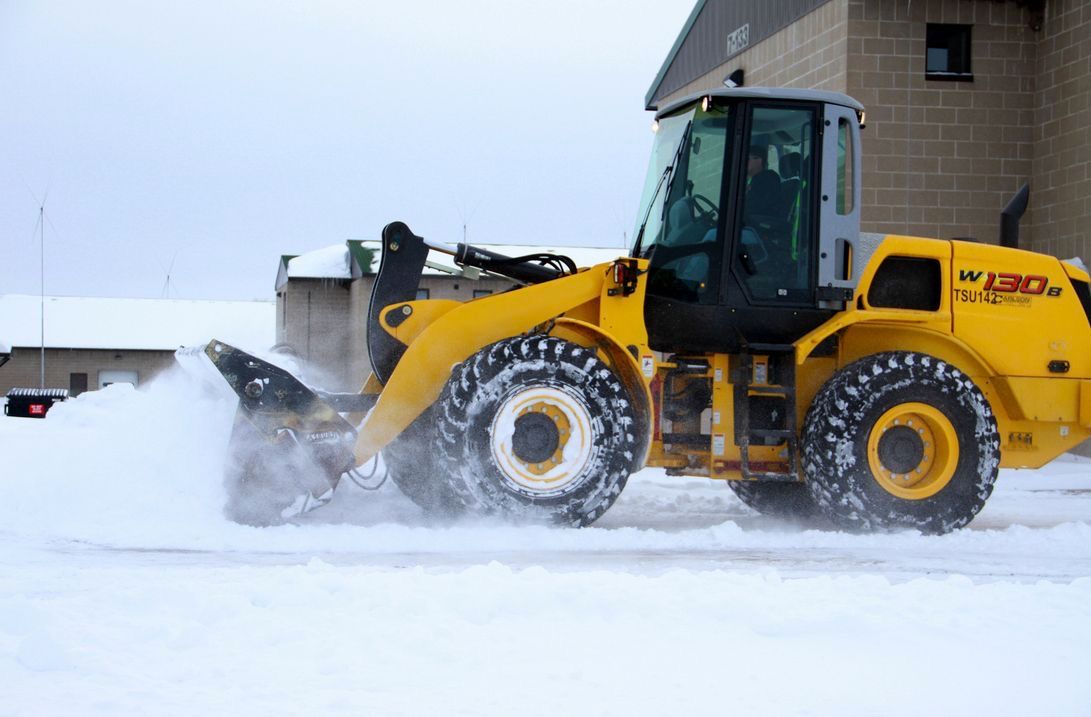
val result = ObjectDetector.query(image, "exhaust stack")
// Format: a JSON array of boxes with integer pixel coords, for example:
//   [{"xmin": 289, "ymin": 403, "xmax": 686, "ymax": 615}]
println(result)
[{"xmin": 999, "ymin": 183, "xmax": 1030, "ymax": 249}]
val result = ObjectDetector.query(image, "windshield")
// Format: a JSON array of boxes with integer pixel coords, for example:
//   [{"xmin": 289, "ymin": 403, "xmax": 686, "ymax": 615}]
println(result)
[
  {"xmin": 631, "ymin": 109, "xmax": 694, "ymax": 257},
  {"xmin": 631, "ymin": 102, "xmax": 731, "ymax": 262}
]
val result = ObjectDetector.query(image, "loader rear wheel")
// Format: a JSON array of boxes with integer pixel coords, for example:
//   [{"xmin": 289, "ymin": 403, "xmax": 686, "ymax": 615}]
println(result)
[
  {"xmin": 802, "ymin": 352, "xmax": 1000, "ymax": 534},
  {"xmin": 435, "ymin": 336, "xmax": 637, "ymax": 526},
  {"xmin": 383, "ymin": 409, "xmax": 466, "ymax": 518},
  {"xmin": 727, "ymin": 480, "xmax": 819, "ymax": 521}
]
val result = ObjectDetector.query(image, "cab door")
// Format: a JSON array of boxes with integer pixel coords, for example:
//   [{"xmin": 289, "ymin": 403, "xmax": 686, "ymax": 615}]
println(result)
[
  {"xmin": 729, "ymin": 103, "xmax": 818, "ymax": 305},
  {"xmin": 715, "ymin": 101, "xmax": 834, "ymax": 348}
]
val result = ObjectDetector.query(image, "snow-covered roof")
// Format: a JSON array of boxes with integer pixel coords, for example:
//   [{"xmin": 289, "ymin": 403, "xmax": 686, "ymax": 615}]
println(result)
[
  {"xmin": 0, "ymin": 295, "xmax": 275, "ymax": 352},
  {"xmin": 279, "ymin": 240, "xmax": 628, "ymax": 287},
  {"xmin": 286, "ymin": 244, "xmax": 353, "ymax": 279}
]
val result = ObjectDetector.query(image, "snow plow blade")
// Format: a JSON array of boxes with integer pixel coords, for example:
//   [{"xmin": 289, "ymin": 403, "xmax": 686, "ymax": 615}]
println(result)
[{"xmin": 175, "ymin": 340, "xmax": 366, "ymax": 525}]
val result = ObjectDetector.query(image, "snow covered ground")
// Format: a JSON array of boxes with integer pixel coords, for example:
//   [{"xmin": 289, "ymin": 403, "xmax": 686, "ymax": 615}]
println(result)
[{"xmin": 2, "ymin": 368, "xmax": 1090, "ymax": 715}]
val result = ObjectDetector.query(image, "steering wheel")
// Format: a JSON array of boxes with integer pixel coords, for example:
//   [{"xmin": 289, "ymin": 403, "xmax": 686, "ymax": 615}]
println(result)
[
  {"xmin": 661, "ymin": 194, "xmax": 720, "ymax": 249},
  {"xmin": 690, "ymin": 193, "xmax": 719, "ymax": 223}
]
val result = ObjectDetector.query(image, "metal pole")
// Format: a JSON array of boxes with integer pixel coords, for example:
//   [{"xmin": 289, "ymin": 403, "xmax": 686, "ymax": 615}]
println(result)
[{"xmin": 40, "ymin": 204, "xmax": 45, "ymax": 388}]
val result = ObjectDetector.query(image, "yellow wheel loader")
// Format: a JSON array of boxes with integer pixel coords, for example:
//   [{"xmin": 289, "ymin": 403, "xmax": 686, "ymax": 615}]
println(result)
[{"xmin": 180, "ymin": 88, "xmax": 1091, "ymax": 533}]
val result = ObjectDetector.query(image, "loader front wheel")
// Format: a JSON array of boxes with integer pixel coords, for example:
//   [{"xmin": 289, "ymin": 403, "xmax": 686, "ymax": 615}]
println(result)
[
  {"xmin": 802, "ymin": 352, "xmax": 1000, "ymax": 534},
  {"xmin": 383, "ymin": 409, "xmax": 466, "ymax": 518},
  {"xmin": 435, "ymin": 336, "xmax": 637, "ymax": 526}
]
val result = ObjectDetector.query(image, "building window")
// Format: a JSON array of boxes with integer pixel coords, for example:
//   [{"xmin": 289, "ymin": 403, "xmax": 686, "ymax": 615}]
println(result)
[
  {"xmin": 472, "ymin": 289, "xmax": 492, "ymax": 298},
  {"xmin": 415, "ymin": 288, "xmax": 430, "ymax": 300},
  {"xmin": 926, "ymin": 24, "xmax": 972, "ymax": 81}
]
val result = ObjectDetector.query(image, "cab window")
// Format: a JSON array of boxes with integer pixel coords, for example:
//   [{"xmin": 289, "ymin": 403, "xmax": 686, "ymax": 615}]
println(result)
[{"xmin": 734, "ymin": 105, "xmax": 817, "ymax": 304}]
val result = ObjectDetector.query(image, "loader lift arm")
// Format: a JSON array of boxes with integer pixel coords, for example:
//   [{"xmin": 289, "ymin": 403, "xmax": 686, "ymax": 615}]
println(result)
[{"xmin": 367, "ymin": 221, "xmax": 577, "ymax": 384}]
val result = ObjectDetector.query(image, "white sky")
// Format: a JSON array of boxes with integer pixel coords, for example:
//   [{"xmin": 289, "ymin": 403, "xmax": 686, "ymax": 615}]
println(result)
[{"xmin": 0, "ymin": 1, "xmax": 694, "ymax": 300}]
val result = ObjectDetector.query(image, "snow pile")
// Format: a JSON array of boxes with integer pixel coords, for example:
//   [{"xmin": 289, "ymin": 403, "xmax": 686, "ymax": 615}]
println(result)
[{"xmin": 0, "ymin": 368, "xmax": 238, "ymax": 543}]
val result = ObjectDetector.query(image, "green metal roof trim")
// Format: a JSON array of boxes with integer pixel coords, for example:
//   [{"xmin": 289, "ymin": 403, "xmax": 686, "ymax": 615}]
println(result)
[
  {"xmin": 347, "ymin": 240, "xmax": 377, "ymax": 276},
  {"xmin": 274, "ymin": 254, "xmax": 298, "ymax": 291},
  {"xmin": 644, "ymin": 0, "xmax": 707, "ymax": 111}
]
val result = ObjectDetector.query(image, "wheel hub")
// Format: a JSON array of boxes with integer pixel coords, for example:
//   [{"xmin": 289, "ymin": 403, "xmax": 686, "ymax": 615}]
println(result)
[
  {"xmin": 876, "ymin": 425, "xmax": 925, "ymax": 475},
  {"xmin": 511, "ymin": 411, "xmax": 561, "ymax": 465},
  {"xmin": 867, "ymin": 402, "xmax": 959, "ymax": 500}
]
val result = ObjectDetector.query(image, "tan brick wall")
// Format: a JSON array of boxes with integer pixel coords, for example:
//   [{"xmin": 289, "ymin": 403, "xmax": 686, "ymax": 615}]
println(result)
[
  {"xmin": 847, "ymin": 0, "xmax": 1038, "ymax": 243},
  {"xmin": 347, "ymin": 280, "xmax": 371, "ymax": 390},
  {"xmin": 1, "ymin": 347, "xmax": 174, "ymax": 397},
  {"xmin": 276, "ymin": 278, "xmax": 353, "ymax": 390},
  {"xmin": 1028, "ymin": 0, "xmax": 1091, "ymax": 261},
  {"xmin": 658, "ymin": 0, "xmax": 850, "ymax": 108}
]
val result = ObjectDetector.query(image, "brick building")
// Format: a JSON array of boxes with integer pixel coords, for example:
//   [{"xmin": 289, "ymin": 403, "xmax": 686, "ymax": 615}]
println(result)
[
  {"xmin": 647, "ymin": 0, "xmax": 1089, "ymax": 259},
  {"xmin": 0, "ymin": 295, "xmax": 274, "ymax": 397},
  {"xmin": 275, "ymin": 241, "xmax": 625, "ymax": 391}
]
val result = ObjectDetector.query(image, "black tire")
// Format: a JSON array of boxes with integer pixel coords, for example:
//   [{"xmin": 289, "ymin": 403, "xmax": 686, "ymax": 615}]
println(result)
[
  {"xmin": 727, "ymin": 480, "xmax": 820, "ymax": 521},
  {"xmin": 383, "ymin": 409, "xmax": 466, "ymax": 518},
  {"xmin": 802, "ymin": 351, "xmax": 1000, "ymax": 534},
  {"xmin": 435, "ymin": 336, "xmax": 638, "ymax": 526}
]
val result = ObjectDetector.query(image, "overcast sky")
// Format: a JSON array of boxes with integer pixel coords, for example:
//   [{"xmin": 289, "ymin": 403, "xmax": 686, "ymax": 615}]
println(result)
[{"xmin": 1, "ymin": 1, "xmax": 694, "ymax": 300}]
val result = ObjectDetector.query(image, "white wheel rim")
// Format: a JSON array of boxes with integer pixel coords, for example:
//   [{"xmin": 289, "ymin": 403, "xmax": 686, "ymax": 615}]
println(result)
[{"xmin": 489, "ymin": 385, "xmax": 593, "ymax": 497}]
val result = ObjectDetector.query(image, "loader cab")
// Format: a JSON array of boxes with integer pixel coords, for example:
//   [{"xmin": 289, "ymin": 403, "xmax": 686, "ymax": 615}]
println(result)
[{"xmin": 632, "ymin": 88, "xmax": 863, "ymax": 353}]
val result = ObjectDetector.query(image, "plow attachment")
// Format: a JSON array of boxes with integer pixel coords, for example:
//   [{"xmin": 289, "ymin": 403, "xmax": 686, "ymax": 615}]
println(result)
[{"xmin": 176, "ymin": 340, "xmax": 376, "ymax": 525}]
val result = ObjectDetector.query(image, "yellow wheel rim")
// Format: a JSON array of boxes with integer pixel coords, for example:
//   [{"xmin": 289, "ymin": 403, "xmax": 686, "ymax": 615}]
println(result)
[
  {"xmin": 490, "ymin": 386, "xmax": 592, "ymax": 497},
  {"xmin": 867, "ymin": 402, "xmax": 959, "ymax": 500}
]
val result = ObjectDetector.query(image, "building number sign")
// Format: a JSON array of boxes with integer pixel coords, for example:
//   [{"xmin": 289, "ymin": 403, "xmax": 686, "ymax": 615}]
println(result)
[{"xmin": 726, "ymin": 24, "xmax": 750, "ymax": 56}]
